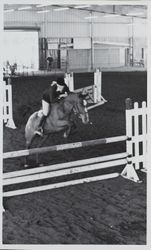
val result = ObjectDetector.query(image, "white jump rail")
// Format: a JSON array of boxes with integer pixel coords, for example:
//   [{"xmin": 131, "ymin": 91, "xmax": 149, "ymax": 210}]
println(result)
[
  {"xmin": 3, "ymin": 173, "xmax": 119, "ymax": 198},
  {"xmin": 3, "ymin": 135, "xmax": 127, "ymax": 159},
  {"xmin": 3, "ymin": 98, "xmax": 147, "ymax": 199}
]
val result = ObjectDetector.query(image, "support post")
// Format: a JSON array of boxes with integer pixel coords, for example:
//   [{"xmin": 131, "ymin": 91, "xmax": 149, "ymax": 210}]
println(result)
[
  {"xmin": 121, "ymin": 98, "xmax": 141, "ymax": 183},
  {"xmin": 3, "ymin": 78, "xmax": 16, "ymax": 129},
  {"xmin": 64, "ymin": 72, "xmax": 74, "ymax": 92}
]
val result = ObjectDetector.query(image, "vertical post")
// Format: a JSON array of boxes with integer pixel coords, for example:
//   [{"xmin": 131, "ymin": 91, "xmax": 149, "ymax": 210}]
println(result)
[
  {"xmin": 97, "ymin": 70, "xmax": 102, "ymax": 102},
  {"xmin": 131, "ymin": 17, "xmax": 134, "ymax": 66},
  {"xmin": 142, "ymin": 101, "xmax": 147, "ymax": 171},
  {"xmin": 4, "ymin": 78, "xmax": 16, "ymax": 129},
  {"xmin": 121, "ymin": 98, "xmax": 140, "ymax": 182},
  {"xmin": 90, "ymin": 11, "xmax": 94, "ymax": 70},
  {"xmin": 125, "ymin": 98, "xmax": 133, "ymax": 162},
  {"xmin": 64, "ymin": 72, "xmax": 74, "ymax": 92},
  {"xmin": 94, "ymin": 69, "xmax": 102, "ymax": 103},
  {"xmin": 133, "ymin": 102, "xmax": 139, "ymax": 170},
  {"xmin": 94, "ymin": 69, "xmax": 98, "ymax": 103},
  {"xmin": 3, "ymin": 81, "xmax": 7, "ymax": 123},
  {"xmin": 70, "ymin": 72, "xmax": 74, "ymax": 92}
]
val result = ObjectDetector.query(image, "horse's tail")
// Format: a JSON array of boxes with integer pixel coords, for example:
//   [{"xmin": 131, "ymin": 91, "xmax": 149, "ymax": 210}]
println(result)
[{"xmin": 25, "ymin": 111, "xmax": 42, "ymax": 147}]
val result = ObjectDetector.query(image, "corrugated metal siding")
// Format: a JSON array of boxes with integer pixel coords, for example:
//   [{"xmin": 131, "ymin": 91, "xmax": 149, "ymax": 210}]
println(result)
[
  {"xmin": 67, "ymin": 48, "xmax": 123, "ymax": 70},
  {"xmin": 93, "ymin": 23, "xmax": 129, "ymax": 38},
  {"xmin": 68, "ymin": 49, "xmax": 91, "ymax": 70},
  {"xmin": 42, "ymin": 22, "xmax": 89, "ymax": 37},
  {"xmin": 94, "ymin": 48, "xmax": 121, "ymax": 68},
  {"xmin": 4, "ymin": 9, "xmax": 132, "ymax": 39},
  {"xmin": 4, "ymin": 9, "xmax": 146, "ymax": 39}
]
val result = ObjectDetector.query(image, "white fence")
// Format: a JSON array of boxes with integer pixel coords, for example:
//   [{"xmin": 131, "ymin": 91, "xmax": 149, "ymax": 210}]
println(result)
[{"xmin": 125, "ymin": 99, "xmax": 147, "ymax": 172}]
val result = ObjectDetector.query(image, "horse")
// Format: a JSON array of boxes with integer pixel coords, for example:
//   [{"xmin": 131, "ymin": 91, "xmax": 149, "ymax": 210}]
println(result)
[{"xmin": 24, "ymin": 92, "xmax": 89, "ymax": 166}]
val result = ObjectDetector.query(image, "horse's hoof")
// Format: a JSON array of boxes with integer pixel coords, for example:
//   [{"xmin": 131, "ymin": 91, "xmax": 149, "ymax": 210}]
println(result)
[
  {"xmin": 39, "ymin": 163, "xmax": 44, "ymax": 167},
  {"xmin": 24, "ymin": 164, "xmax": 29, "ymax": 168},
  {"xmin": 63, "ymin": 133, "xmax": 68, "ymax": 138}
]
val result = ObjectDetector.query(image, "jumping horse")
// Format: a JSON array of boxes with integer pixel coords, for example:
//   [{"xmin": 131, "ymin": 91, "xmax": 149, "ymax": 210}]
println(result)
[{"xmin": 24, "ymin": 92, "xmax": 89, "ymax": 166}]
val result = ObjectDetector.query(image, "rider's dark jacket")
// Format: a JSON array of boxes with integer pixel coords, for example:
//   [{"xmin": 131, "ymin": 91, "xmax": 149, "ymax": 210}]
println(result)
[{"xmin": 42, "ymin": 82, "xmax": 70, "ymax": 104}]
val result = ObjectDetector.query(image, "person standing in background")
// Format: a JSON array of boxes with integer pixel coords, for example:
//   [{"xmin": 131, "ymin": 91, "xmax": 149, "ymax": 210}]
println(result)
[{"xmin": 47, "ymin": 55, "xmax": 53, "ymax": 71}]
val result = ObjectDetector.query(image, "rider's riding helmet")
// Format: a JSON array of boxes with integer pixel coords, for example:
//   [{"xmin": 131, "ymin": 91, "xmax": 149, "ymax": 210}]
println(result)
[{"xmin": 57, "ymin": 77, "xmax": 65, "ymax": 86}]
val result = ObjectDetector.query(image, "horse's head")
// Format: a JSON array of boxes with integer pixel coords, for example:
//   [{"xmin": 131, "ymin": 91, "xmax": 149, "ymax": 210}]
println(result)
[{"xmin": 72, "ymin": 93, "xmax": 89, "ymax": 124}]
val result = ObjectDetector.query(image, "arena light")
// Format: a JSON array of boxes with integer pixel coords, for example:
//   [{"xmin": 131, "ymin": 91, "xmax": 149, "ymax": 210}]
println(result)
[
  {"xmin": 4, "ymin": 9, "xmax": 14, "ymax": 13},
  {"xmin": 54, "ymin": 7, "xmax": 69, "ymax": 11},
  {"xmin": 37, "ymin": 10, "xmax": 50, "ymax": 14},
  {"xmin": 18, "ymin": 6, "xmax": 32, "ymax": 10},
  {"xmin": 84, "ymin": 15, "xmax": 98, "ymax": 19},
  {"xmin": 74, "ymin": 5, "xmax": 91, "ymax": 9}
]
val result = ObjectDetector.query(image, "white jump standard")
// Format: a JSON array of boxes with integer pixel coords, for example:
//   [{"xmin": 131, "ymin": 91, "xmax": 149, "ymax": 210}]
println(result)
[
  {"xmin": 3, "ymin": 78, "xmax": 16, "ymax": 129},
  {"xmin": 3, "ymin": 98, "xmax": 147, "ymax": 198}
]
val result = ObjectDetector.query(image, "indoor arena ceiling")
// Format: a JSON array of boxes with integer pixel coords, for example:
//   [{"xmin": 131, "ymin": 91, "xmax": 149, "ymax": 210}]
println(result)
[{"xmin": 4, "ymin": 4, "xmax": 147, "ymax": 19}]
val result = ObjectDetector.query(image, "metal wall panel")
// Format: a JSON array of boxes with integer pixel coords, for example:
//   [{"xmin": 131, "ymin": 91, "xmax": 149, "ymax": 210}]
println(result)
[
  {"xmin": 68, "ymin": 49, "xmax": 91, "ymax": 70},
  {"xmin": 94, "ymin": 48, "xmax": 121, "ymax": 68},
  {"xmin": 41, "ymin": 22, "xmax": 89, "ymax": 38},
  {"xmin": 93, "ymin": 23, "xmax": 129, "ymax": 38},
  {"xmin": 4, "ymin": 9, "xmax": 146, "ymax": 40}
]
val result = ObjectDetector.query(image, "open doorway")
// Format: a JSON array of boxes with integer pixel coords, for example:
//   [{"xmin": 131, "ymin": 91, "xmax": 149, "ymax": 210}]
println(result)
[{"xmin": 3, "ymin": 30, "xmax": 39, "ymax": 73}]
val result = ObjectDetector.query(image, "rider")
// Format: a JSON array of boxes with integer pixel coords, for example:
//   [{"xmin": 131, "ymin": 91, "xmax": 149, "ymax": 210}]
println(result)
[{"xmin": 35, "ymin": 77, "xmax": 70, "ymax": 136}]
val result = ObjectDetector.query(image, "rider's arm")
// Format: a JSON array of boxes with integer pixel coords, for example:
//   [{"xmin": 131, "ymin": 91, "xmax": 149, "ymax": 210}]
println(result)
[
  {"xmin": 48, "ymin": 85, "xmax": 58, "ymax": 102},
  {"xmin": 62, "ymin": 84, "xmax": 70, "ymax": 94}
]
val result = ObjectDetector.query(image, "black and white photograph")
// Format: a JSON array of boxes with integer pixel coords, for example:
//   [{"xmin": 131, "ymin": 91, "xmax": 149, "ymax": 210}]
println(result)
[{"xmin": 1, "ymin": 0, "xmax": 150, "ymax": 247}]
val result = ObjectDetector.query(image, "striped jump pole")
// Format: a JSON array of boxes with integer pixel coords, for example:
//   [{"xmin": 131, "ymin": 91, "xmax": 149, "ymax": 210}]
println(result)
[{"xmin": 3, "ymin": 135, "xmax": 127, "ymax": 159}]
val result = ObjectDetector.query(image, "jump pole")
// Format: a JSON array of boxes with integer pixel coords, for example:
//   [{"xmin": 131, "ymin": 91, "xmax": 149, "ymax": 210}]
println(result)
[
  {"xmin": 3, "ymin": 173, "xmax": 119, "ymax": 198},
  {"xmin": 3, "ymin": 156, "xmax": 127, "ymax": 185},
  {"xmin": 3, "ymin": 135, "xmax": 127, "ymax": 159},
  {"xmin": 4, "ymin": 152, "xmax": 127, "ymax": 179}
]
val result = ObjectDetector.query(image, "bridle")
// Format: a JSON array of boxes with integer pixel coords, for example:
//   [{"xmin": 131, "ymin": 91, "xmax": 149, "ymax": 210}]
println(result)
[{"xmin": 72, "ymin": 99, "xmax": 88, "ymax": 117}]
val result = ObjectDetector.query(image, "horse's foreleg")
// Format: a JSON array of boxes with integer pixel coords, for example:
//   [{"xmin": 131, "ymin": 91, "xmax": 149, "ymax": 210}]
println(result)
[
  {"xmin": 63, "ymin": 121, "xmax": 74, "ymax": 138},
  {"xmin": 36, "ymin": 134, "xmax": 50, "ymax": 166},
  {"xmin": 64, "ymin": 125, "xmax": 72, "ymax": 138},
  {"xmin": 24, "ymin": 143, "xmax": 31, "ymax": 168},
  {"xmin": 24, "ymin": 134, "xmax": 36, "ymax": 168}
]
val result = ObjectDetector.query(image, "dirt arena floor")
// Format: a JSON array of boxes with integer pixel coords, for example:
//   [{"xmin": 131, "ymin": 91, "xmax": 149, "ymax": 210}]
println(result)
[{"xmin": 3, "ymin": 71, "xmax": 147, "ymax": 244}]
